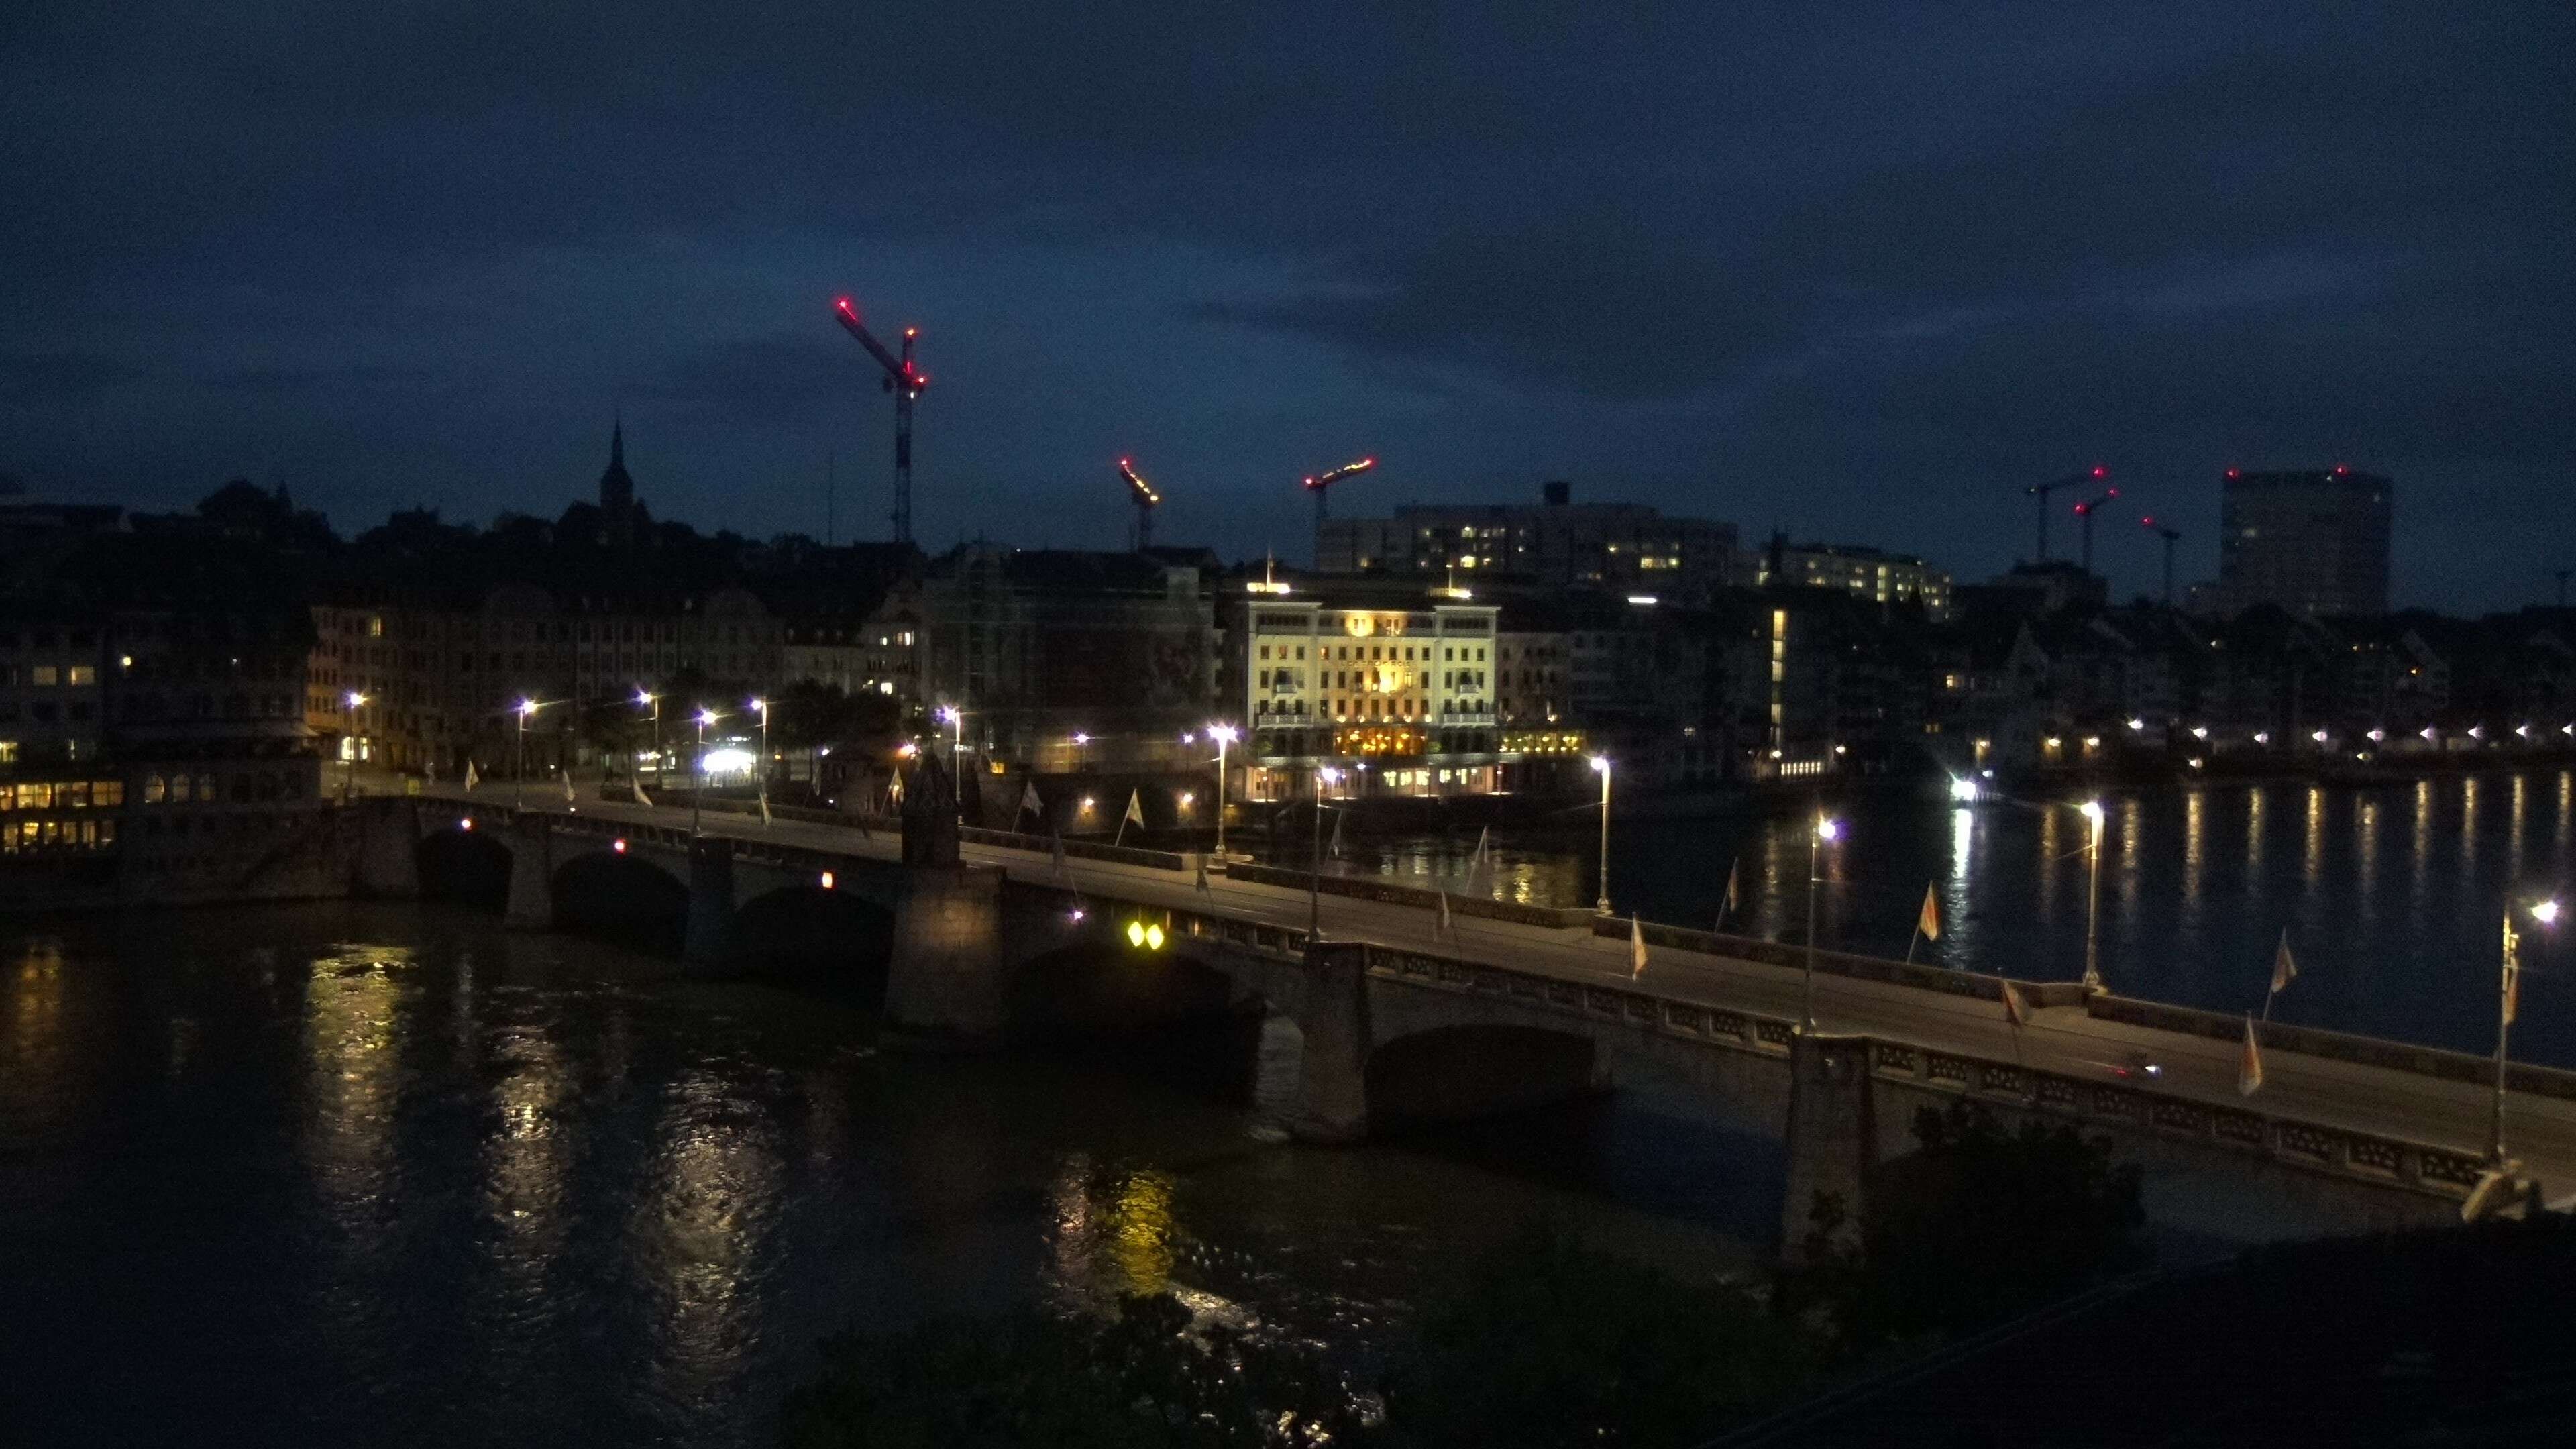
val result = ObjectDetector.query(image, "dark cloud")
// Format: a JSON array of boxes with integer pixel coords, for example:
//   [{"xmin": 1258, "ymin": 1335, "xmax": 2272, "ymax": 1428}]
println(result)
[{"xmin": 1, "ymin": 3, "xmax": 2569, "ymax": 608}]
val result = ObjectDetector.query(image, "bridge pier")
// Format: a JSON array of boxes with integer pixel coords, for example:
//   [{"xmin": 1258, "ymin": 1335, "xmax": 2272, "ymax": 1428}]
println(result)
[
  {"xmin": 1780, "ymin": 1030, "xmax": 1876, "ymax": 1264},
  {"xmin": 352, "ymin": 798, "xmax": 421, "ymax": 898},
  {"xmin": 503, "ymin": 814, "xmax": 554, "ymax": 930},
  {"xmin": 1288, "ymin": 942, "xmax": 1373, "ymax": 1144},
  {"xmin": 682, "ymin": 837, "xmax": 737, "ymax": 975},
  {"xmin": 883, "ymin": 865, "xmax": 1008, "ymax": 1040}
]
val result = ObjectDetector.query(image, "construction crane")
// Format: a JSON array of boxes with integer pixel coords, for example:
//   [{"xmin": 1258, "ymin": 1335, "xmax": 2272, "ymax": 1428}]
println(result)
[
  {"xmin": 1117, "ymin": 458, "xmax": 1162, "ymax": 551},
  {"xmin": 2025, "ymin": 466, "xmax": 2107, "ymax": 562},
  {"xmin": 831, "ymin": 295, "xmax": 928, "ymax": 545},
  {"xmin": 2142, "ymin": 516, "xmax": 2184, "ymax": 604},
  {"xmin": 2070, "ymin": 482, "xmax": 2121, "ymax": 574},
  {"xmin": 1302, "ymin": 456, "xmax": 1377, "ymax": 530}
]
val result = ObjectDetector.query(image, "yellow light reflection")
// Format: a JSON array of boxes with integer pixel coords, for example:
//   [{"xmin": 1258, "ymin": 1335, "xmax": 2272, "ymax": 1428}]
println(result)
[
  {"xmin": 2302, "ymin": 786, "xmax": 2325, "ymax": 888},
  {"xmin": 2182, "ymin": 787, "xmax": 2205, "ymax": 912}
]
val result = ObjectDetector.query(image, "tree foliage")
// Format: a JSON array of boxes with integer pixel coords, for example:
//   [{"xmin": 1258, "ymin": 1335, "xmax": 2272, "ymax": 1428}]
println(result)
[{"xmin": 1788, "ymin": 1102, "xmax": 2148, "ymax": 1348}]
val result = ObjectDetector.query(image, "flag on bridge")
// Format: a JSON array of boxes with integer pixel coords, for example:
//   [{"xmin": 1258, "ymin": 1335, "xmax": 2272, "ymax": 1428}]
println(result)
[
  {"xmin": 464, "ymin": 760, "xmax": 479, "ymax": 792},
  {"xmin": 1328, "ymin": 805, "xmax": 1346, "ymax": 860},
  {"xmin": 632, "ymin": 777, "xmax": 653, "ymax": 808},
  {"xmin": 1630, "ymin": 914, "xmax": 1649, "ymax": 979},
  {"xmin": 1438, "ymin": 889, "xmax": 1453, "ymax": 939},
  {"xmin": 2001, "ymin": 979, "xmax": 2028, "ymax": 1028},
  {"xmin": 1917, "ymin": 883, "xmax": 1943, "ymax": 942},
  {"xmin": 1719, "ymin": 856, "xmax": 1739, "ymax": 928},
  {"xmin": 1113, "ymin": 789, "xmax": 1145, "ymax": 847},
  {"xmin": 1468, "ymin": 826, "xmax": 1491, "ymax": 885},
  {"xmin": 1020, "ymin": 779, "xmax": 1043, "ymax": 824},
  {"xmin": 562, "ymin": 771, "xmax": 576, "ymax": 805},
  {"xmin": 2238, "ymin": 1013, "xmax": 2265, "ymax": 1097},
  {"xmin": 759, "ymin": 792, "xmax": 773, "ymax": 827}
]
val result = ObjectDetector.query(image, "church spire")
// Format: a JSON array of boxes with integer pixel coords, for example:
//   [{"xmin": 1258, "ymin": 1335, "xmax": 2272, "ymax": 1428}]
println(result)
[{"xmin": 599, "ymin": 413, "xmax": 637, "ymax": 546}]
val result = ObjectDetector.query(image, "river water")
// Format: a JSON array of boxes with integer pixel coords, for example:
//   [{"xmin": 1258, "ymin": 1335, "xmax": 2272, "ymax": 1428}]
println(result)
[
  {"xmin": 1286, "ymin": 768, "xmax": 2576, "ymax": 1069},
  {"xmin": 0, "ymin": 901, "xmax": 1768, "ymax": 1446}
]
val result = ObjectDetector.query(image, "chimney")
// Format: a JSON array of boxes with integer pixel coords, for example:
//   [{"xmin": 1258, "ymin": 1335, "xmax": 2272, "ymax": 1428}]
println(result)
[{"xmin": 1542, "ymin": 480, "xmax": 1570, "ymax": 507}]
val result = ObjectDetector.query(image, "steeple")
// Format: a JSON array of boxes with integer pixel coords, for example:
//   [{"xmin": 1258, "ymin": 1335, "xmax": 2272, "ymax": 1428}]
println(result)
[{"xmin": 599, "ymin": 413, "xmax": 637, "ymax": 546}]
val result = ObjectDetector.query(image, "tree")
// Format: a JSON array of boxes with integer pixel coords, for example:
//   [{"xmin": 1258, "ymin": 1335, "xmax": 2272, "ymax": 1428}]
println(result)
[
  {"xmin": 1788, "ymin": 1102, "xmax": 2148, "ymax": 1348},
  {"xmin": 1379, "ymin": 1225, "xmax": 1815, "ymax": 1447}
]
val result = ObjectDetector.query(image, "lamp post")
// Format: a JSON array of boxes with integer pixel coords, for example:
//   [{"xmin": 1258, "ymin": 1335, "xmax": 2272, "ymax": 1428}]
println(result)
[
  {"xmin": 1589, "ymin": 755, "xmax": 1613, "ymax": 914},
  {"xmin": 1073, "ymin": 731, "xmax": 1090, "ymax": 771},
  {"xmin": 636, "ymin": 689, "xmax": 660, "ymax": 792},
  {"xmin": 1209, "ymin": 722, "xmax": 1237, "ymax": 861},
  {"xmin": 2080, "ymin": 799, "xmax": 2106, "ymax": 992},
  {"xmin": 749, "ymin": 696, "xmax": 770, "ymax": 821},
  {"xmin": 341, "ymin": 691, "xmax": 366, "ymax": 803},
  {"xmin": 936, "ymin": 705, "xmax": 965, "ymax": 814},
  {"xmin": 2491, "ymin": 897, "xmax": 2560, "ymax": 1166},
  {"xmin": 692, "ymin": 708, "xmax": 716, "ymax": 835},
  {"xmin": 1310, "ymin": 765, "xmax": 1341, "ymax": 941},
  {"xmin": 1804, "ymin": 814, "xmax": 1841, "ymax": 1031},
  {"xmin": 514, "ymin": 698, "xmax": 539, "ymax": 810}
]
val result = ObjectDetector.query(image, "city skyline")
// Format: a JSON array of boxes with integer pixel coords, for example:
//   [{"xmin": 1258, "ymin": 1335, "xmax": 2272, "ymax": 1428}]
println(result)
[{"xmin": 6, "ymin": 6, "xmax": 2570, "ymax": 612}]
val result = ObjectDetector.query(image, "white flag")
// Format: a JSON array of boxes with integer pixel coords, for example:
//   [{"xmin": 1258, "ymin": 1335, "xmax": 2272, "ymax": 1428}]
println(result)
[
  {"xmin": 1470, "ymin": 826, "xmax": 1491, "ymax": 883},
  {"xmin": 2238, "ymin": 1013, "xmax": 2265, "ymax": 1097},
  {"xmin": 1438, "ymin": 889, "xmax": 1453, "ymax": 938},
  {"xmin": 759, "ymin": 793, "xmax": 773, "ymax": 826},
  {"xmin": 562, "ymin": 771, "xmax": 576, "ymax": 804},
  {"xmin": 1122, "ymin": 789, "xmax": 1146, "ymax": 828},
  {"xmin": 632, "ymin": 777, "xmax": 653, "ymax": 808},
  {"xmin": 1630, "ymin": 915, "xmax": 1648, "ymax": 979},
  {"xmin": 464, "ymin": 760, "xmax": 479, "ymax": 792},
  {"xmin": 2269, "ymin": 929, "xmax": 2298, "ymax": 996},
  {"xmin": 1329, "ymin": 806, "xmax": 1346, "ymax": 859},
  {"xmin": 2002, "ymin": 979, "xmax": 2028, "ymax": 1028},
  {"xmin": 1020, "ymin": 780, "xmax": 1043, "ymax": 822},
  {"xmin": 1721, "ymin": 856, "xmax": 1739, "ymax": 924}
]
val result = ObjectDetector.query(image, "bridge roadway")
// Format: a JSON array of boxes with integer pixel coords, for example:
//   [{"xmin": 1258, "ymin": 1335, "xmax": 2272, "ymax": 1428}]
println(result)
[{"xmin": 407, "ymin": 782, "xmax": 2576, "ymax": 1192}]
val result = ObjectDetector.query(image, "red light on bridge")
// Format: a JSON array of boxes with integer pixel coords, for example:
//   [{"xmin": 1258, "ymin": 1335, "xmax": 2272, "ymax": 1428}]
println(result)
[
  {"xmin": 820, "ymin": 871, "xmax": 835, "ymax": 890},
  {"xmin": 614, "ymin": 838, "xmax": 628, "ymax": 854},
  {"xmin": 459, "ymin": 817, "xmax": 473, "ymax": 830}
]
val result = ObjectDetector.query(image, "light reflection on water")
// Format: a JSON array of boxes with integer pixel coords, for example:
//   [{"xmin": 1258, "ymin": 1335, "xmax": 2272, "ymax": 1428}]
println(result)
[
  {"xmin": 1298, "ymin": 767, "xmax": 2576, "ymax": 1066},
  {"xmin": 0, "ymin": 901, "xmax": 1771, "ymax": 1447}
]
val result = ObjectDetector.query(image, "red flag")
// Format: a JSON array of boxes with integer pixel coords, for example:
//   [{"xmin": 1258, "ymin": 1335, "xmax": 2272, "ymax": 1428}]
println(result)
[
  {"xmin": 1630, "ymin": 915, "xmax": 1649, "ymax": 979},
  {"xmin": 1917, "ymin": 883, "xmax": 1942, "ymax": 943},
  {"xmin": 2269, "ymin": 929, "xmax": 2298, "ymax": 996},
  {"xmin": 2002, "ymin": 979, "xmax": 2027, "ymax": 1028}
]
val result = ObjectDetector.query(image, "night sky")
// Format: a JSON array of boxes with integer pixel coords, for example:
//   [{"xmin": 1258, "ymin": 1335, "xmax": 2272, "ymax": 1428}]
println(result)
[{"xmin": 5, "ymin": 4, "xmax": 2569, "ymax": 610}]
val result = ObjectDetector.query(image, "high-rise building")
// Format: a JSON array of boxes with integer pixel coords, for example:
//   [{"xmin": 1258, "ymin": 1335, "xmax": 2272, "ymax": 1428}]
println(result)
[
  {"xmin": 1755, "ymin": 537, "xmax": 1955, "ymax": 620},
  {"xmin": 2214, "ymin": 467, "xmax": 2393, "ymax": 619},
  {"xmin": 1313, "ymin": 481, "xmax": 1738, "ymax": 601}
]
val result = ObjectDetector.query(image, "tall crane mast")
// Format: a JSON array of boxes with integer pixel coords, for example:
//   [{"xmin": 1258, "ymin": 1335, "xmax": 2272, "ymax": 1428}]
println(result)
[
  {"xmin": 831, "ymin": 296, "xmax": 928, "ymax": 546},
  {"xmin": 1302, "ymin": 456, "xmax": 1378, "ymax": 532},
  {"xmin": 2141, "ymin": 516, "xmax": 2183, "ymax": 604},
  {"xmin": 1118, "ymin": 458, "xmax": 1162, "ymax": 551},
  {"xmin": 2025, "ymin": 466, "xmax": 2107, "ymax": 563},
  {"xmin": 2070, "ymin": 484, "xmax": 2120, "ymax": 574}
]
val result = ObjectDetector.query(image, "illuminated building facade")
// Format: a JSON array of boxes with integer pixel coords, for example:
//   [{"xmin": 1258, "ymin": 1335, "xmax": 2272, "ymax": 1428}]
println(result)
[{"xmin": 1313, "ymin": 480, "xmax": 1737, "ymax": 602}]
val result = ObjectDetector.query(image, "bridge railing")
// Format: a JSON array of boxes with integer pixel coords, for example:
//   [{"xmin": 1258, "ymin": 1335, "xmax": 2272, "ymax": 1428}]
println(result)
[
  {"xmin": 959, "ymin": 826, "xmax": 1189, "ymax": 872},
  {"xmin": 1220, "ymin": 861, "xmax": 1595, "ymax": 928},
  {"xmin": 1592, "ymin": 916, "xmax": 2092, "ymax": 1010},
  {"xmin": 1331, "ymin": 935, "xmax": 2487, "ymax": 1202},
  {"xmin": 2088, "ymin": 993, "xmax": 2576, "ymax": 1104}
]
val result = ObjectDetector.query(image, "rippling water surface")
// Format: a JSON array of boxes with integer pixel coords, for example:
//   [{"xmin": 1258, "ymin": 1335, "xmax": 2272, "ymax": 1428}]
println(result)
[
  {"xmin": 0, "ymin": 902, "xmax": 1764, "ymax": 1446},
  {"xmin": 1275, "ymin": 768, "xmax": 2576, "ymax": 1068}
]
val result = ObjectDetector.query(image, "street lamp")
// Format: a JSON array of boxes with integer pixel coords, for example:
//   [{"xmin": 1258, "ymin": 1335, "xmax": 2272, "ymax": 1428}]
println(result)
[
  {"xmin": 341, "ymin": 690, "xmax": 367, "ymax": 803},
  {"xmin": 749, "ymin": 696, "xmax": 771, "ymax": 821},
  {"xmin": 1310, "ymin": 765, "xmax": 1342, "ymax": 941},
  {"xmin": 1073, "ymin": 731, "xmax": 1091, "ymax": 771},
  {"xmin": 515, "ymin": 698, "xmax": 539, "ymax": 810},
  {"xmin": 1208, "ymin": 722, "xmax": 1238, "ymax": 861},
  {"xmin": 1804, "ymin": 814, "xmax": 1840, "ymax": 1030},
  {"xmin": 936, "ymin": 704, "xmax": 965, "ymax": 813},
  {"xmin": 636, "ymin": 689, "xmax": 661, "ymax": 792},
  {"xmin": 692, "ymin": 708, "xmax": 716, "ymax": 835},
  {"xmin": 2491, "ymin": 896, "xmax": 2560, "ymax": 1166},
  {"xmin": 2080, "ymin": 798, "xmax": 2107, "ymax": 992},
  {"xmin": 1589, "ymin": 755, "xmax": 1613, "ymax": 914}
]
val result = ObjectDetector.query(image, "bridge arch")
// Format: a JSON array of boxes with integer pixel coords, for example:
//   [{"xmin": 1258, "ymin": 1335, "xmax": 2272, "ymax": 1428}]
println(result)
[
  {"xmin": 733, "ymin": 883, "xmax": 898, "ymax": 994},
  {"xmin": 417, "ymin": 823, "xmax": 511, "ymax": 911},
  {"xmin": 1009, "ymin": 930, "xmax": 1243, "ymax": 1037},
  {"xmin": 1363, "ymin": 1022, "xmax": 1602, "ymax": 1136},
  {"xmin": 551, "ymin": 847, "xmax": 689, "ymax": 955}
]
